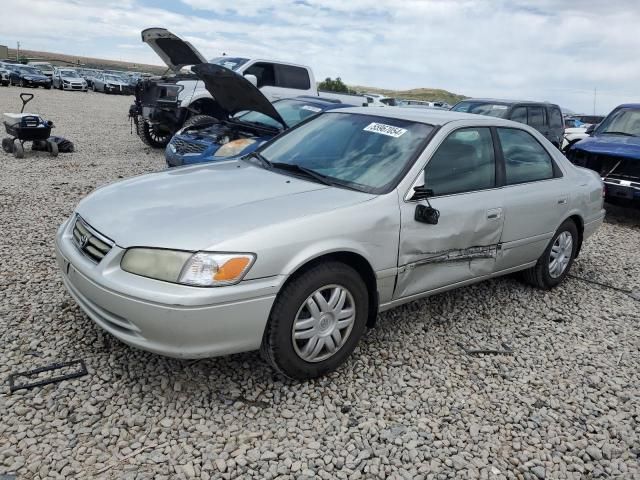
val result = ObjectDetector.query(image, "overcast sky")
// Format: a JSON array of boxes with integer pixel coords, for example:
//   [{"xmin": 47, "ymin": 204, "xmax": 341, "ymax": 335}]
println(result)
[{"xmin": 3, "ymin": 0, "xmax": 639, "ymax": 114}]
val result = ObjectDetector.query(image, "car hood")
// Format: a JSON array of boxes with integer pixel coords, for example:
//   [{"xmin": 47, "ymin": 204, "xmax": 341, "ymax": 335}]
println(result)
[
  {"xmin": 141, "ymin": 27, "xmax": 207, "ymax": 72},
  {"xmin": 76, "ymin": 160, "xmax": 373, "ymax": 251},
  {"xmin": 573, "ymin": 134, "xmax": 640, "ymax": 160},
  {"xmin": 191, "ymin": 63, "xmax": 287, "ymax": 128},
  {"xmin": 23, "ymin": 73, "xmax": 48, "ymax": 80}
]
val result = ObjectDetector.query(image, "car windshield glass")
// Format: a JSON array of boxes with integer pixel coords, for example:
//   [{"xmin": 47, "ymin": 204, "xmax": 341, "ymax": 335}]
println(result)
[
  {"xmin": 61, "ymin": 70, "xmax": 79, "ymax": 77},
  {"xmin": 236, "ymin": 99, "xmax": 326, "ymax": 129},
  {"xmin": 104, "ymin": 75, "xmax": 120, "ymax": 82},
  {"xmin": 21, "ymin": 67, "xmax": 41, "ymax": 75},
  {"xmin": 259, "ymin": 113, "xmax": 433, "ymax": 193},
  {"xmin": 597, "ymin": 108, "xmax": 640, "ymax": 136},
  {"xmin": 452, "ymin": 101, "xmax": 509, "ymax": 118},
  {"xmin": 210, "ymin": 57, "xmax": 250, "ymax": 71}
]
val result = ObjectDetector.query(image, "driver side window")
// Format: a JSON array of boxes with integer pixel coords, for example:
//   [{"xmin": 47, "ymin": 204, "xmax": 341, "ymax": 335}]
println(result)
[{"xmin": 424, "ymin": 127, "xmax": 496, "ymax": 196}]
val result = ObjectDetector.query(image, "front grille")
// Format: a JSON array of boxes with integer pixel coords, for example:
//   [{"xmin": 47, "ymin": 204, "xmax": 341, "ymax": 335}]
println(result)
[
  {"xmin": 172, "ymin": 138, "xmax": 207, "ymax": 155},
  {"xmin": 72, "ymin": 216, "xmax": 113, "ymax": 264}
]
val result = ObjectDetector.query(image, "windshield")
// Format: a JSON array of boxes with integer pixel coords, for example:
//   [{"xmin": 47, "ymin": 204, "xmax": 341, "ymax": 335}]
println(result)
[
  {"xmin": 452, "ymin": 101, "xmax": 509, "ymax": 118},
  {"xmin": 596, "ymin": 108, "xmax": 640, "ymax": 136},
  {"xmin": 258, "ymin": 113, "xmax": 433, "ymax": 193},
  {"xmin": 236, "ymin": 99, "xmax": 328, "ymax": 129},
  {"xmin": 210, "ymin": 57, "xmax": 250, "ymax": 71},
  {"xmin": 104, "ymin": 75, "xmax": 121, "ymax": 82},
  {"xmin": 21, "ymin": 67, "xmax": 42, "ymax": 75},
  {"xmin": 380, "ymin": 98, "xmax": 398, "ymax": 106},
  {"xmin": 60, "ymin": 70, "xmax": 79, "ymax": 77}
]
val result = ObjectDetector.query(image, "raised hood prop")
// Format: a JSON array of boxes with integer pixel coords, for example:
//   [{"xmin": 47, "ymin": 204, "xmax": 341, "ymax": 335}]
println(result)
[
  {"xmin": 191, "ymin": 63, "xmax": 287, "ymax": 128},
  {"xmin": 141, "ymin": 28, "xmax": 207, "ymax": 72}
]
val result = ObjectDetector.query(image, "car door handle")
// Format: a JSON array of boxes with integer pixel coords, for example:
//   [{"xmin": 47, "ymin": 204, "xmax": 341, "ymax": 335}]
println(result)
[
  {"xmin": 558, "ymin": 196, "xmax": 568, "ymax": 205},
  {"xmin": 487, "ymin": 207, "xmax": 503, "ymax": 220}
]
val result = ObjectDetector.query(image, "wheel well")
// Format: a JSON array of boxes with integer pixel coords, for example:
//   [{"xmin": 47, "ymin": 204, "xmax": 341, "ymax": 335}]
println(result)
[
  {"xmin": 286, "ymin": 252, "xmax": 379, "ymax": 328},
  {"xmin": 568, "ymin": 214, "xmax": 584, "ymax": 257}
]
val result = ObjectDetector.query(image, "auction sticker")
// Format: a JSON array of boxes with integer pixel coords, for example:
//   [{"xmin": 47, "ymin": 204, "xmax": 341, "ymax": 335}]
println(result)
[
  {"xmin": 363, "ymin": 122, "xmax": 407, "ymax": 138},
  {"xmin": 301, "ymin": 105, "xmax": 322, "ymax": 113}
]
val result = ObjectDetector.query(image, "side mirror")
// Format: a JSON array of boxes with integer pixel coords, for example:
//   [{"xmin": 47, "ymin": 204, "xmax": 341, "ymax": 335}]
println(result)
[
  {"xmin": 412, "ymin": 185, "xmax": 440, "ymax": 224},
  {"xmin": 586, "ymin": 123, "xmax": 597, "ymax": 135},
  {"xmin": 244, "ymin": 74, "xmax": 258, "ymax": 87}
]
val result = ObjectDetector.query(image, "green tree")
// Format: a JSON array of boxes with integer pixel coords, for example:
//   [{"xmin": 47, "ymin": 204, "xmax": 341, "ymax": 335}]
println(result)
[{"xmin": 318, "ymin": 77, "xmax": 351, "ymax": 93}]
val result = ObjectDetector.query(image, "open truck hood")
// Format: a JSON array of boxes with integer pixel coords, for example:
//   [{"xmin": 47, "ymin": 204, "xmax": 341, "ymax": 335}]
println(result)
[
  {"xmin": 191, "ymin": 63, "xmax": 287, "ymax": 128},
  {"xmin": 141, "ymin": 28, "xmax": 207, "ymax": 72}
]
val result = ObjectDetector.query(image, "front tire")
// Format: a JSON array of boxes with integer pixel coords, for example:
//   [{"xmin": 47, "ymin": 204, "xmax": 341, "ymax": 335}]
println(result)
[
  {"xmin": 182, "ymin": 114, "xmax": 218, "ymax": 129},
  {"xmin": 261, "ymin": 262, "xmax": 369, "ymax": 380},
  {"xmin": 521, "ymin": 219, "xmax": 578, "ymax": 289},
  {"xmin": 137, "ymin": 120, "xmax": 172, "ymax": 148}
]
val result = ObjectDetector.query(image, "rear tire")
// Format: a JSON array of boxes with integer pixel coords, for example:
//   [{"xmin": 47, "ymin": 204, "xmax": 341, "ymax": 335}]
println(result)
[
  {"xmin": 2, "ymin": 138, "xmax": 14, "ymax": 153},
  {"xmin": 521, "ymin": 219, "xmax": 578, "ymax": 289},
  {"xmin": 13, "ymin": 142, "xmax": 24, "ymax": 159},
  {"xmin": 47, "ymin": 140, "xmax": 59, "ymax": 157},
  {"xmin": 260, "ymin": 262, "xmax": 369, "ymax": 380}
]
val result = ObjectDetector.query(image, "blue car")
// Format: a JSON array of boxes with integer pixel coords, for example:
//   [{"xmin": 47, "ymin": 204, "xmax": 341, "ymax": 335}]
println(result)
[
  {"xmin": 165, "ymin": 63, "xmax": 348, "ymax": 167},
  {"xmin": 567, "ymin": 103, "xmax": 640, "ymax": 204}
]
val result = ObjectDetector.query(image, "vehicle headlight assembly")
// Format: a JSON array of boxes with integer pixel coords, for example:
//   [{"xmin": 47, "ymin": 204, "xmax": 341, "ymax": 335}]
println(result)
[{"xmin": 121, "ymin": 248, "xmax": 256, "ymax": 287}]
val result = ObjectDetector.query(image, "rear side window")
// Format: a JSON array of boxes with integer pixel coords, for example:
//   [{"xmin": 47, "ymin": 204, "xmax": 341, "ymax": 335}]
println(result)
[
  {"xmin": 509, "ymin": 107, "xmax": 527, "ymax": 124},
  {"xmin": 549, "ymin": 107, "xmax": 563, "ymax": 129},
  {"xmin": 243, "ymin": 62, "xmax": 276, "ymax": 88},
  {"xmin": 527, "ymin": 106, "xmax": 546, "ymax": 127},
  {"xmin": 425, "ymin": 127, "xmax": 496, "ymax": 196},
  {"xmin": 276, "ymin": 65, "xmax": 311, "ymax": 90},
  {"xmin": 497, "ymin": 128, "xmax": 554, "ymax": 184}
]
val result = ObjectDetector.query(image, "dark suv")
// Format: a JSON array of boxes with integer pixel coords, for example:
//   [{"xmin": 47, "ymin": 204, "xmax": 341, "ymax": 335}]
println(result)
[{"xmin": 451, "ymin": 99, "xmax": 564, "ymax": 148}]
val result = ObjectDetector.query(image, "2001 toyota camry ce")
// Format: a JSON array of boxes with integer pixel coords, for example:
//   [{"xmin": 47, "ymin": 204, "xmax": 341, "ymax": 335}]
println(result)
[{"xmin": 56, "ymin": 108, "xmax": 605, "ymax": 379}]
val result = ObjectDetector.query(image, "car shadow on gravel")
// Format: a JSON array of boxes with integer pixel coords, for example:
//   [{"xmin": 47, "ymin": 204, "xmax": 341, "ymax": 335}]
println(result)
[{"xmin": 604, "ymin": 201, "xmax": 640, "ymax": 228}]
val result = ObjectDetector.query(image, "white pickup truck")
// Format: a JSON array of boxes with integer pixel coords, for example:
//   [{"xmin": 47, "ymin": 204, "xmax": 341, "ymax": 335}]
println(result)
[{"xmin": 130, "ymin": 28, "xmax": 367, "ymax": 147}]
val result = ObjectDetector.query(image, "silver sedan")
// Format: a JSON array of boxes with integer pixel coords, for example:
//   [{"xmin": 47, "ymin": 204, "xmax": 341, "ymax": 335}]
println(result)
[{"xmin": 56, "ymin": 108, "xmax": 605, "ymax": 379}]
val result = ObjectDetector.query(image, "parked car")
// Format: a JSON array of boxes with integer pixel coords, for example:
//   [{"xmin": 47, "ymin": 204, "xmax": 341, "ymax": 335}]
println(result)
[
  {"xmin": 363, "ymin": 93, "xmax": 398, "ymax": 106},
  {"xmin": 77, "ymin": 68, "xmax": 101, "ymax": 87},
  {"xmin": 566, "ymin": 103, "xmax": 640, "ymax": 204},
  {"xmin": 0, "ymin": 67, "xmax": 10, "ymax": 86},
  {"xmin": 7, "ymin": 65, "xmax": 52, "ymax": 89},
  {"xmin": 27, "ymin": 61, "xmax": 55, "ymax": 78},
  {"xmin": 166, "ymin": 64, "xmax": 349, "ymax": 167},
  {"xmin": 56, "ymin": 107, "xmax": 604, "ymax": 379},
  {"xmin": 52, "ymin": 68, "xmax": 88, "ymax": 91},
  {"xmin": 451, "ymin": 99, "xmax": 564, "ymax": 148},
  {"xmin": 562, "ymin": 126, "xmax": 589, "ymax": 153},
  {"xmin": 91, "ymin": 72, "xmax": 132, "ymax": 94},
  {"xmin": 130, "ymin": 28, "xmax": 321, "ymax": 148}
]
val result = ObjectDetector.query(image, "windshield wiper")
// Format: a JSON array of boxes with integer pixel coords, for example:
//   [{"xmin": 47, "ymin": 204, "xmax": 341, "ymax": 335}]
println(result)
[
  {"xmin": 243, "ymin": 151, "xmax": 272, "ymax": 169},
  {"xmin": 270, "ymin": 162, "xmax": 335, "ymax": 186},
  {"xmin": 601, "ymin": 131, "xmax": 637, "ymax": 137}
]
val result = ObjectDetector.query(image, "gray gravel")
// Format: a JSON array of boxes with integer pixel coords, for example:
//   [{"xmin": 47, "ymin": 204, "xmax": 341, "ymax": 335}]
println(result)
[{"xmin": 1, "ymin": 86, "xmax": 639, "ymax": 479}]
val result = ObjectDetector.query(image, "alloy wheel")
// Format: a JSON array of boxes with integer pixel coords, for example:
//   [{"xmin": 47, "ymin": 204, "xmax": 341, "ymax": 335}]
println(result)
[
  {"xmin": 291, "ymin": 284, "xmax": 356, "ymax": 363},
  {"xmin": 549, "ymin": 231, "xmax": 573, "ymax": 278}
]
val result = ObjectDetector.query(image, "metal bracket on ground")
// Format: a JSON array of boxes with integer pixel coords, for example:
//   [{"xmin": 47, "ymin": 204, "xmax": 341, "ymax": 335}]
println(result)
[{"xmin": 8, "ymin": 360, "xmax": 88, "ymax": 393}]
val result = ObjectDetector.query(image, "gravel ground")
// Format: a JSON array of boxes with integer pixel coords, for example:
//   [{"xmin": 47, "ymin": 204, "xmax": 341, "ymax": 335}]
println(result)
[{"xmin": 1, "ymin": 86, "xmax": 639, "ymax": 480}]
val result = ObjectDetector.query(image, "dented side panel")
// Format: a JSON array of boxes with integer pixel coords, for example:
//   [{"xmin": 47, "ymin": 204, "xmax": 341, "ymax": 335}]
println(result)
[{"xmin": 395, "ymin": 189, "xmax": 504, "ymax": 299}]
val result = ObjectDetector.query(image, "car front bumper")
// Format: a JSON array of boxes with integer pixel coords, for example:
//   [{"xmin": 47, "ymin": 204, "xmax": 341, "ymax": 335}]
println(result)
[
  {"xmin": 604, "ymin": 179, "xmax": 640, "ymax": 201},
  {"xmin": 55, "ymin": 216, "xmax": 279, "ymax": 359},
  {"xmin": 62, "ymin": 83, "xmax": 87, "ymax": 91},
  {"xmin": 24, "ymin": 79, "xmax": 51, "ymax": 88}
]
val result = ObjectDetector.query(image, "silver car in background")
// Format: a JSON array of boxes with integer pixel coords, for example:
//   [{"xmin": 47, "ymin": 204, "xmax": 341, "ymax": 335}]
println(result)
[
  {"xmin": 91, "ymin": 73, "xmax": 131, "ymax": 94},
  {"xmin": 52, "ymin": 68, "xmax": 88, "ymax": 91},
  {"xmin": 56, "ymin": 108, "xmax": 605, "ymax": 379}
]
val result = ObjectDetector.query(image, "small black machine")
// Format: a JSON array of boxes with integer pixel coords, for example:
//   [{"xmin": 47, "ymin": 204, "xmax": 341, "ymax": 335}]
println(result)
[{"xmin": 2, "ymin": 93, "xmax": 58, "ymax": 158}]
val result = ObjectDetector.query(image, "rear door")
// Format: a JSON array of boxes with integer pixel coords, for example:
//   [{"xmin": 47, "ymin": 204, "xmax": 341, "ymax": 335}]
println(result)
[
  {"xmin": 547, "ymin": 106, "xmax": 564, "ymax": 147},
  {"xmin": 395, "ymin": 127, "xmax": 505, "ymax": 299},
  {"xmin": 494, "ymin": 127, "xmax": 569, "ymax": 271}
]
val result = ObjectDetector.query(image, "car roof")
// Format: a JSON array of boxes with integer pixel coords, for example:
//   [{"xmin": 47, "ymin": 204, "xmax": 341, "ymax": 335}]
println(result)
[
  {"xmin": 332, "ymin": 106, "xmax": 523, "ymax": 126},
  {"xmin": 615, "ymin": 103, "xmax": 640, "ymax": 109},
  {"xmin": 456, "ymin": 98, "xmax": 560, "ymax": 108}
]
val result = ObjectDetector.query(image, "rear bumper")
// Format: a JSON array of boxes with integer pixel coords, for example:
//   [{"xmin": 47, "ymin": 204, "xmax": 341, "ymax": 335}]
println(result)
[
  {"xmin": 55, "ymin": 216, "xmax": 280, "ymax": 359},
  {"xmin": 604, "ymin": 179, "xmax": 640, "ymax": 200}
]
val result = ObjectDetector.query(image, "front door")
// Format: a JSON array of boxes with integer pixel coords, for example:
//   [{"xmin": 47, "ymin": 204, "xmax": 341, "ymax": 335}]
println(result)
[{"xmin": 395, "ymin": 127, "xmax": 505, "ymax": 299}]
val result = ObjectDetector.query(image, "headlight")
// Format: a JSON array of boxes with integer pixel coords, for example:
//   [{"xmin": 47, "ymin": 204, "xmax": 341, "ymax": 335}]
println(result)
[
  {"xmin": 214, "ymin": 138, "xmax": 257, "ymax": 157},
  {"xmin": 121, "ymin": 248, "xmax": 256, "ymax": 287}
]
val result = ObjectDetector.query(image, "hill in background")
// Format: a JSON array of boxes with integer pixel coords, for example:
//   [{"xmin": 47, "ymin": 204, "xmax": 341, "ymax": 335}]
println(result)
[
  {"xmin": 7, "ymin": 48, "xmax": 165, "ymax": 74},
  {"xmin": 350, "ymin": 85, "xmax": 467, "ymax": 105}
]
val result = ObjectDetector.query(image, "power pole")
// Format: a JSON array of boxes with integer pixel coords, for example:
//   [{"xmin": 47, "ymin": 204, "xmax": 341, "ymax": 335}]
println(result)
[{"xmin": 16, "ymin": 41, "xmax": 20, "ymax": 62}]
